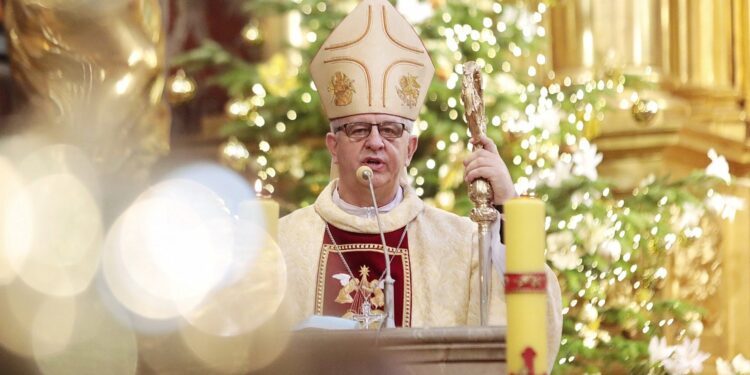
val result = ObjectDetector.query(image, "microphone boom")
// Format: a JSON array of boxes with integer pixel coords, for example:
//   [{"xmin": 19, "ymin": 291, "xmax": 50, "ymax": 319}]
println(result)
[
  {"xmin": 354, "ymin": 164, "xmax": 395, "ymax": 328},
  {"xmin": 356, "ymin": 165, "xmax": 373, "ymax": 184}
]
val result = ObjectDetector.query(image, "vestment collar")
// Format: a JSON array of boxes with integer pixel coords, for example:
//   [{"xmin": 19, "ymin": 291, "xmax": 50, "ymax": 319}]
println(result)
[{"xmin": 315, "ymin": 179, "xmax": 423, "ymax": 233}]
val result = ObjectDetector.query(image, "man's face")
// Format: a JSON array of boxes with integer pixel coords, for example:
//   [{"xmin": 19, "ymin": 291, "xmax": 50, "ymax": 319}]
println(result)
[{"xmin": 326, "ymin": 113, "xmax": 418, "ymax": 192}]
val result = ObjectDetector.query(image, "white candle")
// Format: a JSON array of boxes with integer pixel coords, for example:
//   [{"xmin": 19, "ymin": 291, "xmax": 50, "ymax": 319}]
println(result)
[{"xmin": 238, "ymin": 182, "xmax": 279, "ymax": 241}]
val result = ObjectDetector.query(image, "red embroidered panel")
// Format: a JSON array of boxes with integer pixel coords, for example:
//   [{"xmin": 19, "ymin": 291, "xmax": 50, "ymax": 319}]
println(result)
[{"xmin": 315, "ymin": 224, "xmax": 412, "ymax": 328}]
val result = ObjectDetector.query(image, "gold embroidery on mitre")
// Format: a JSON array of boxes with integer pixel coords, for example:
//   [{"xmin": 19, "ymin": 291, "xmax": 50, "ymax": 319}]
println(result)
[
  {"xmin": 328, "ymin": 71, "xmax": 356, "ymax": 106},
  {"xmin": 381, "ymin": 6, "xmax": 423, "ymax": 54},
  {"xmin": 397, "ymin": 74, "xmax": 421, "ymax": 108},
  {"xmin": 325, "ymin": 6, "xmax": 372, "ymax": 50}
]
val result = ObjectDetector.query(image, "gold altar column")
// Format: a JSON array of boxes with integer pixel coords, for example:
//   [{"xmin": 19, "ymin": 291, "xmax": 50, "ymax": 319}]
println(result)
[
  {"xmin": 549, "ymin": 0, "xmax": 690, "ymax": 188},
  {"xmin": 733, "ymin": 0, "xmax": 750, "ymax": 148},
  {"xmin": 550, "ymin": 0, "xmax": 670, "ymax": 81},
  {"xmin": 665, "ymin": 1, "xmax": 750, "ymax": 362},
  {"xmin": 665, "ymin": 0, "xmax": 745, "ymax": 141}
]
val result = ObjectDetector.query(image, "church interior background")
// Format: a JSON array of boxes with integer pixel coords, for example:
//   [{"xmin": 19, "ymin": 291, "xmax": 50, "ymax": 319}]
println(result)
[{"xmin": 1, "ymin": 0, "xmax": 750, "ymax": 374}]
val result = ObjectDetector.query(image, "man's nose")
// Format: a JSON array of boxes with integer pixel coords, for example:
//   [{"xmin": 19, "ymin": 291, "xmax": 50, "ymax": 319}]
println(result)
[{"xmin": 364, "ymin": 125, "xmax": 385, "ymax": 150}]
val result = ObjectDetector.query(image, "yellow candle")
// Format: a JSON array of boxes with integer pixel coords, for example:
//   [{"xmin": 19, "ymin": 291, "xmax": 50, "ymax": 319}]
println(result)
[{"xmin": 504, "ymin": 197, "xmax": 547, "ymax": 374}]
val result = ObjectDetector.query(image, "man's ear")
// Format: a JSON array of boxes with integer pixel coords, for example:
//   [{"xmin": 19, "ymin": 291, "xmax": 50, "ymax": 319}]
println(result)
[
  {"xmin": 405, "ymin": 135, "xmax": 418, "ymax": 165},
  {"xmin": 326, "ymin": 132, "xmax": 339, "ymax": 164}
]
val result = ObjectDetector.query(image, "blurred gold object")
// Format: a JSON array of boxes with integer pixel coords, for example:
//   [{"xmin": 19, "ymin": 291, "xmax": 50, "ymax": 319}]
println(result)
[
  {"xmin": 166, "ymin": 69, "xmax": 197, "ymax": 105},
  {"xmin": 242, "ymin": 21, "xmax": 262, "ymax": 45},
  {"xmin": 669, "ymin": 216, "xmax": 722, "ymax": 303},
  {"xmin": 219, "ymin": 136, "xmax": 250, "ymax": 172},
  {"xmin": 259, "ymin": 53, "xmax": 300, "ymax": 97},
  {"xmin": 631, "ymin": 98, "xmax": 660, "ymax": 125},
  {"xmin": 225, "ymin": 97, "xmax": 255, "ymax": 120},
  {"xmin": 4, "ymin": 0, "xmax": 170, "ymax": 178}
]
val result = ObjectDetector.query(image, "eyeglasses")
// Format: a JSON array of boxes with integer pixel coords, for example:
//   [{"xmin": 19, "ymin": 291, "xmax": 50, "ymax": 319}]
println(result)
[{"xmin": 334, "ymin": 122, "xmax": 406, "ymax": 141}]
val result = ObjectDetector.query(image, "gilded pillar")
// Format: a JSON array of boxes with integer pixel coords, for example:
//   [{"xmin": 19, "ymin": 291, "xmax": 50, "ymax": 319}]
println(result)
[
  {"xmin": 666, "ymin": 0, "xmax": 745, "ymax": 141},
  {"xmin": 733, "ymin": 0, "xmax": 750, "ymax": 148},
  {"xmin": 667, "ymin": 0, "xmax": 733, "ymax": 90},
  {"xmin": 664, "ymin": 1, "xmax": 750, "ymax": 362},
  {"xmin": 550, "ymin": 0, "xmax": 670, "ymax": 81},
  {"xmin": 549, "ymin": 0, "xmax": 689, "ymax": 189}
]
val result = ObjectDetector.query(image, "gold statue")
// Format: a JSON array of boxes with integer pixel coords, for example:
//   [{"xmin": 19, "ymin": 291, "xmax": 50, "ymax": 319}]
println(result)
[{"xmin": 4, "ymin": 0, "xmax": 170, "ymax": 179}]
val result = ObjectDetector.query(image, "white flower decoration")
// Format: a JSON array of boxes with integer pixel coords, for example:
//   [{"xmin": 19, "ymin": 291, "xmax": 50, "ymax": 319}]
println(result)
[
  {"xmin": 572, "ymin": 139, "xmax": 603, "ymax": 181},
  {"xmin": 496, "ymin": 73, "xmax": 524, "ymax": 94},
  {"xmin": 650, "ymin": 337, "xmax": 710, "ymax": 375},
  {"xmin": 732, "ymin": 354, "xmax": 750, "ymax": 374},
  {"xmin": 718, "ymin": 358, "xmax": 735, "ymax": 375},
  {"xmin": 546, "ymin": 231, "xmax": 578, "ymax": 270},
  {"xmin": 529, "ymin": 107, "xmax": 562, "ymax": 134},
  {"xmin": 649, "ymin": 337, "xmax": 673, "ymax": 365},
  {"xmin": 663, "ymin": 338, "xmax": 710, "ymax": 374},
  {"xmin": 706, "ymin": 193, "xmax": 745, "ymax": 221},
  {"xmin": 599, "ymin": 239, "xmax": 622, "ymax": 262},
  {"xmin": 671, "ymin": 203, "xmax": 704, "ymax": 232},
  {"xmin": 542, "ymin": 159, "xmax": 573, "ymax": 188},
  {"xmin": 706, "ymin": 148, "xmax": 731, "ymax": 184},
  {"xmin": 718, "ymin": 354, "xmax": 750, "ymax": 375},
  {"xmin": 581, "ymin": 214, "xmax": 610, "ymax": 255}
]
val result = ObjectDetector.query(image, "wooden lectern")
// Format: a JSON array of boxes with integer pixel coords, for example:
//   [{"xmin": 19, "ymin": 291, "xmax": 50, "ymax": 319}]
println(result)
[{"xmin": 253, "ymin": 326, "xmax": 507, "ymax": 375}]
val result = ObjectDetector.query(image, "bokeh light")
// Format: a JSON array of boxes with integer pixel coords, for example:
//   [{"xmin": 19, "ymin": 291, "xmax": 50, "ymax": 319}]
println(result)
[
  {"xmin": 182, "ymin": 221, "xmax": 285, "ymax": 337},
  {"xmin": 0, "ymin": 157, "xmax": 26, "ymax": 285},
  {"xmin": 102, "ymin": 179, "xmax": 235, "ymax": 321},
  {"xmin": 5, "ymin": 173, "xmax": 102, "ymax": 297},
  {"xmin": 1, "ymin": 144, "xmax": 103, "ymax": 298}
]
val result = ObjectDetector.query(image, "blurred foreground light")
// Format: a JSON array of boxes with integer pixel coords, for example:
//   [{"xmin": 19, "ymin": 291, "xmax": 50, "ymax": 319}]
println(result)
[
  {"xmin": 17, "ymin": 144, "xmax": 101, "ymax": 201},
  {"xmin": 179, "ymin": 303, "xmax": 294, "ymax": 374},
  {"xmin": 0, "ymin": 281, "xmax": 65, "ymax": 357},
  {"xmin": 0, "ymin": 157, "xmax": 26, "ymax": 285},
  {"xmin": 33, "ymin": 291, "xmax": 138, "ymax": 375},
  {"xmin": 182, "ymin": 221, "xmax": 286, "ymax": 337},
  {"xmin": 1, "ymin": 144, "xmax": 103, "ymax": 297},
  {"xmin": 162, "ymin": 162, "xmax": 254, "ymax": 214},
  {"xmin": 138, "ymin": 301, "xmax": 295, "ymax": 374},
  {"xmin": 5, "ymin": 174, "xmax": 102, "ymax": 297},
  {"xmin": 0, "ymin": 282, "xmax": 138, "ymax": 375},
  {"xmin": 102, "ymin": 179, "xmax": 235, "ymax": 321}
]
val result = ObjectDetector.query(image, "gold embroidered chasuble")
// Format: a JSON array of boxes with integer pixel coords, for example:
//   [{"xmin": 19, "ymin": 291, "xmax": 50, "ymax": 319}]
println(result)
[{"xmin": 278, "ymin": 180, "xmax": 562, "ymax": 364}]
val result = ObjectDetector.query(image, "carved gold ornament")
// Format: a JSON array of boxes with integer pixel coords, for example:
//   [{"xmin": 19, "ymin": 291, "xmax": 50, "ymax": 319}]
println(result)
[
  {"xmin": 328, "ymin": 71, "xmax": 356, "ymax": 106},
  {"xmin": 397, "ymin": 74, "xmax": 421, "ymax": 108},
  {"xmin": 335, "ymin": 266, "xmax": 385, "ymax": 310}
]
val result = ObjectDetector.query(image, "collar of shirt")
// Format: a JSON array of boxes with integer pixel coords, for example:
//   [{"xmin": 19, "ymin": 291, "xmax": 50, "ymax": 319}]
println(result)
[{"xmin": 332, "ymin": 186, "xmax": 404, "ymax": 219}]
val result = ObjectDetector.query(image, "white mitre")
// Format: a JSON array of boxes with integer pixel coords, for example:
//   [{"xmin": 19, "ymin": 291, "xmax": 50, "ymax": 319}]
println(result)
[{"xmin": 310, "ymin": 0, "xmax": 435, "ymax": 121}]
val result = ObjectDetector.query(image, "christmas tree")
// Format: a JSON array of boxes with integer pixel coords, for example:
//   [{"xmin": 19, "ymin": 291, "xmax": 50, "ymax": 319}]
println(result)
[{"xmin": 173, "ymin": 0, "xmax": 735, "ymax": 372}]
